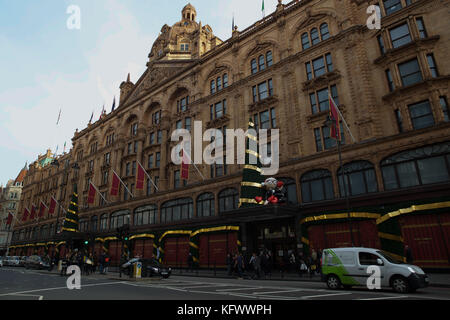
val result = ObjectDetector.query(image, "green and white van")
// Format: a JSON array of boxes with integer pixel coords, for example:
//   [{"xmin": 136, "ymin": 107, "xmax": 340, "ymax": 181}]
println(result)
[{"xmin": 321, "ymin": 247, "xmax": 429, "ymax": 293}]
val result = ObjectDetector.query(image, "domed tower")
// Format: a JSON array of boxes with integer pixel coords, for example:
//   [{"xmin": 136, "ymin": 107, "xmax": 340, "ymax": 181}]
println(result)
[
  {"xmin": 182, "ymin": 3, "xmax": 197, "ymax": 22},
  {"xmin": 147, "ymin": 4, "xmax": 223, "ymax": 64}
]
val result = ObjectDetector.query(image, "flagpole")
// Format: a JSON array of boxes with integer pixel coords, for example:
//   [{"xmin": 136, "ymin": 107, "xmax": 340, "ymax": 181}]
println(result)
[
  {"xmin": 112, "ymin": 169, "xmax": 134, "ymax": 198},
  {"xmin": 330, "ymin": 95, "xmax": 356, "ymax": 143},
  {"xmin": 137, "ymin": 160, "xmax": 159, "ymax": 191},
  {"xmin": 181, "ymin": 145, "xmax": 206, "ymax": 181},
  {"xmin": 337, "ymin": 139, "xmax": 354, "ymax": 247},
  {"xmin": 90, "ymin": 182, "xmax": 109, "ymax": 204}
]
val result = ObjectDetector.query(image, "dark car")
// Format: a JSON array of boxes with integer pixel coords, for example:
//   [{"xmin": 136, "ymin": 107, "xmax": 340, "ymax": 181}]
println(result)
[
  {"xmin": 121, "ymin": 258, "xmax": 172, "ymax": 278},
  {"xmin": 25, "ymin": 255, "xmax": 51, "ymax": 270}
]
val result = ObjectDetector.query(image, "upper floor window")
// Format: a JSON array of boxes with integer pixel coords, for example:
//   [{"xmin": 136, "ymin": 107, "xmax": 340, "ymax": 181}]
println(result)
[
  {"xmin": 152, "ymin": 111, "xmax": 161, "ymax": 124},
  {"xmin": 90, "ymin": 142, "xmax": 98, "ymax": 155},
  {"xmin": 218, "ymin": 188, "xmax": 239, "ymax": 213},
  {"xmin": 131, "ymin": 123, "xmax": 138, "ymax": 136},
  {"xmin": 157, "ymin": 131, "xmax": 162, "ymax": 144},
  {"xmin": 301, "ymin": 33, "xmax": 310, "ymax": 50},
  {"xmin": 210, "ymin": 99, "xmax": 227, "ymax": 120},
  {"xmin": 338, "ymin": 161, "xmax": 378, "ymax": 197},
  {"xmin": 134, "ymin": 205, "xmax": 157, "ymax": 226},
  {"xmin": 398, "ymin": 58, "xmax": 422, "ymax": 87},
  {"xmin": 251, "ymin": 51, "xmax": 273, "ymax": 75},
  {"xmin": 310, "ymin": 28, "xmax": 320, "ymax": 45},
  {"xmin": 426, "ymin": 54, "xmax": 439, "ymax": 78},
  {"xmin": 389, "ymin": 23, "xmax": 411, "ymax": 48},
  {"xmin": 301, "ymin": 170, "xmax": 334, "ymax": 203},
  {"xmin": 383, "ymin": 0, "xmax": 403, "ymax": 16},
  {"xmin": 306, "ymin": 53, "xmax": 333, "ymax": 80},
  {"xmin": 320, "ymin": 23, "xmax": 330, "ymax": 40},
  {"xmin": 106, "ymin": 133, "xmax": 115, "ymax": 146},
  {"xmin": 416, "ymin": 17, "xmax": 427, "ymax": 39},
  {"xmin": 381, "ymin": 142, "xmax": 450, "ymax": 190},
  {"xmin": 408, "ymin": 100, "xmax": 435, "ymax": 130},
  {"xmin": 197, "ymin": 193, "xmax": 215, "ymax": 218},
  {"xmin": 440, "ymin": 96, "xmax": 449, "ymax": 122},
  {"xmin": 253, "ymin": 108, "xmax": 277, "ymax": 131},
  {"xmin": 310, "ymin": 84, "xmax": 339, "ymax": 114},
  {"xmin": 104, "ymin": 152, "xmax": 111, "ymax": 165},
  {"xmin": 177, "ymin": 96, "xmax": 189, "ymax": 112},
  {"xmin": 180, "ymin": 43, "xmax": 189, "ymax": 51},
  {"xmin": 161, "ymin": 198, "xmax": 193, "ymax": 223},
  {"xmin": 314, "ymin": 123, "xmax": 345, "ymax": 152},
  {"xmin": 252, "ymin": 79, "xmax": 273, "ymax": 102}
]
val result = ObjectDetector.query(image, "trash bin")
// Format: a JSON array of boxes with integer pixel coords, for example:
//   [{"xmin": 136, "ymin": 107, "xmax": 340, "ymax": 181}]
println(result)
[{"xmin": 134, "ymin": 261, "xmax": 142, "ymax": 278}]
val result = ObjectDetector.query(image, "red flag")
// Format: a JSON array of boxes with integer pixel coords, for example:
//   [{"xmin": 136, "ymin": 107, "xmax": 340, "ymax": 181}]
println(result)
[
  {"xmin": 110, "ymin": 171, "xmax": 120, "ymax": 196},
  {"xmin": 136, "ymin": 162, "xmax": 146, "ymax": 190},
  {"xmin": 39, "ymin": 201, "xmax": 48, "ymax": 218},
  {"xmin": 22, "ymin": 208, "xmax": 30, "ymax": 222},
  {"xmin": 49, "ymin": 196, "xmax": 57, "ymax": 215},
  {"xmin": 7, "ymin": 213, "xmax": 13, "ymax": 225},
  {"xmin": 329, "ymin": 95, "xmax": 341, "ymax": 141},
  {"xmin": 30, "ymin": 204, "xmax": 37, "ymax": 220},
  {"xmin": 88, "ymin": 182, "xmax": 97, "ymax": 204},
  {"xmin": 181, "ymin": 148, "xmax": 189, "ymax": 180}
]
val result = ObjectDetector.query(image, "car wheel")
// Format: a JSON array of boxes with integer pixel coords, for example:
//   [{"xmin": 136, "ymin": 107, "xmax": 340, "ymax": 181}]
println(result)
[
  {"xmin": 391, "ymin": 276, "xmax": 410, "ymax": 293},
  {"xmin": 327, "ymin": 274, "xmax": 342, "ymax": 290}
]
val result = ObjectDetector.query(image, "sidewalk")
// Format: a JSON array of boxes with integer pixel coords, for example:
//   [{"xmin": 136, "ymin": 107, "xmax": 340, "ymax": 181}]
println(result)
[{"xmin": 42, "ymin": 267, "xmax": 450, "ymax": 288}]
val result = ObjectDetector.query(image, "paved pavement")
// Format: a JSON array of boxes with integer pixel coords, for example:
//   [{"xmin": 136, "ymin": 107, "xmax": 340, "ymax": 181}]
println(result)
[{"xmin": 1, "ymin": 266, "xmax": 449, "ymax": 301}]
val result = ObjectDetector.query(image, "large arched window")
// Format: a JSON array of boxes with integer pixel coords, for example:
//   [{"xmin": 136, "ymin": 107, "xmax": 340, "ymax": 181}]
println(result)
[
  {"xmin": 197, "ymin": 193, "xmax": 215, "ymax": 217},
  {"xmin": 79, "ymin": 218, "xmax": 89, "ymax": 232},
  {"xmin": 338, "ymin": 161, "xmax": 378, "ymax": 197},
  {"xmin": 301, "ymin": 170, "xmax": 334, "ymax": 203},
  {"xmin": 99, "ymin": 213, "xmax": 109, "ymax": 231},
  {"xmin": 110, "ymin": 210, "xmax": 130, "ymax": 230},
  {"xmin": 278, "ymin": 178, "xmax": 298, "ymax": 204},
  {"xmin": 90, "ymin": 216, "xmax": 98, "ymax": 232},
  {"xmin": 301, "ymin": 32, "xmax": 310, "ymax": 50},
  {"xmin": 161, "ymin": 198, "xmax": 193, "ymax": 223},
  {"xmin": 381, "ymin": 142, "xmax": 450, "ymax": 191},
  {"xmin": 134, "ymin": 205, "xmax": 158, "ymax": 226},
  {"xmin": 219, "ymin": 188, "xmax": 239, "ymax": 213},
  {"xmin": 320, "ymin": 23, "xmax": 330, "ymax": 40}
]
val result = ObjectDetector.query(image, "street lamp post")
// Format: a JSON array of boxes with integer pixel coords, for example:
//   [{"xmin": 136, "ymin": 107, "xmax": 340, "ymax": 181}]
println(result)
[{"xmin": 324, "ymin": 116, "xmax": 354, "ymax": 247}]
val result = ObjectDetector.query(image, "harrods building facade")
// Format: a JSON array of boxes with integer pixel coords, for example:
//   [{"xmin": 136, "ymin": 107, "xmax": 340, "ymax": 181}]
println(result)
[{"xmin": 11, "ymin": 0, "xmax": 450, "ymax": 270}]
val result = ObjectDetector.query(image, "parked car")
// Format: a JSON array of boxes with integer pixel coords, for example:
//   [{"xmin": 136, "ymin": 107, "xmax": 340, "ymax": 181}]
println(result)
[
  {"xmin": 321, "ymin": 247, "xmax": 429, "ymax": 293},
  {"xmin": 121, "ymin": 258, "xmax": 172, "ymax": 278},
  {"xmin": 0, "ymin": 257, "xmax": 3, "ymax": 267},
  {"xmin": 24, "ymin": 255, "xmax": 51, "ymax": 270},
  {"xmin": 19, "ymin": 256, "xmax": 27, "ymax": 267},
  {"xmin": 4, "ymin": 256, "xmax": 21, "ymax": 267}
]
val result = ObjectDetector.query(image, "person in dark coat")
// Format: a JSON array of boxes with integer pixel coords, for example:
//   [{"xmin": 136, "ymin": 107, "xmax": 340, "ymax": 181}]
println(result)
[
  {"xmin": 226, "ymin": 253, "xmax": 233, "ymax": 276},
  {"xmin": 405, "ymin": 245, "xmax": 414, "ymax": 264}
]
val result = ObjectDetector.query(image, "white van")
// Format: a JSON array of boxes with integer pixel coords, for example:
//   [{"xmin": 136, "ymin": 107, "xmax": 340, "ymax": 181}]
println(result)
[{"xmin": 321, "ymin": 247, "xmax": 429, "ymax": 293}]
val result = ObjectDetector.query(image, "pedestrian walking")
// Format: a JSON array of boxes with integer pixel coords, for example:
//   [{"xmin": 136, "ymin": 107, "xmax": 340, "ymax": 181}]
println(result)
[
  {"xmin": 235, "ymin": 253, "xmax": 245, "ymax": 279},
  {"xmin": 226, "ymin": 253, "xmax": 233, "ymax": 276},
  {"xmin": 289, "ymin": 252, "xmax": 296, "ymax": 273},
  {"xmin": 405, "ymin": 245, "xmax": 414, "ymax": 264},
  {"xmin": 299, "ymin": 258, "xmax": 307, "ymax": 277},
  {"xmin": 187, "ymin": 252, "xmax": 194, "ymax": 272}
]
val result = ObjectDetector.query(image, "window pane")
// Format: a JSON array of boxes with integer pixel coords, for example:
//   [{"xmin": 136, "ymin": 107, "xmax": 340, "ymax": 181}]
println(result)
[
  {"xmin": 310, "ymin": 180, "xmax": 325, "ymax": 201},
  {"xmin": 313, "ymin": 57, "xmax": 326, "ymax": 77},
  {"xmin": 396, "ymin": 162, "xmax": 420, "ymax": 188},
  {"xmin": 301, "ymin": 33, "xmax": 310, "ymax": 50},
  {"xmin": 259, "ymin": 55, "xmax": 265, "ymax": 71},
  {"xmin": 427, "ymin": 54, "xmax": 438, "ymax": 78},
  {"xmin": 389, "ymin": 24, "xmax": 411, "ymax": 48},
  {"xmin": 417, "ymin": 156, "xmax": 450, "ymax": 184},
  {"xmin": 440, "ymin": 97, "xmax": 449, "ymax": 122},
  {"xmin": 266, "ymin": 51, "xmax": 273, "ymax": 67},
  {"xmin": 258, "ymin": 82, "xmax": 268, "ymax": 100},
  {"xmin": 260, "ymin": 110, "xmax": 270, "ymax": 129},
  {"xmin": 399, "ymin": 59, "xmax": 423, "ymax": 86},
  {"xmin": 320, "ymin": 23, "xmax": 330, "ymax": 40},
  {"xmin": 311, "ymin": 28, "xmax": 320, "ymax": 45},
  {"xmin": 310, "ymin": 93, "xmax": 318, "ymax": 114},
  {"xmin": 416, "ymin": 18, "xmax": 427, "ymax": 38},
  {"xmin": 383, "ymin": 165, "xmax": 399, "ymax": 190},
  {"xmin": 409, "ymin": 100, "xmax": 435, "ymax": 130},
  {"xmin": 324, "ymin": 177, "xmax": 334, "ymax": 200},
  {"xmin": 314, "ymin": 128, "xmax": 323, "ymax": 152},
  {"xmin": 365, "ymin": 169, "xmax": 378, "ymax": 193},
  {"xmin": 251, "ymin": 59, "xmax": 257, "ymax": 74},
  {"xmin": 317, "ymin": 88, "xmax": 329, "ymax": 112},
  {"xmin": 384, "ymin": 0, "xmax": 402, "ymax": 15},
  {"xmin": 348, "ymin": 172, "xmax": 366, "ymax": 196}
]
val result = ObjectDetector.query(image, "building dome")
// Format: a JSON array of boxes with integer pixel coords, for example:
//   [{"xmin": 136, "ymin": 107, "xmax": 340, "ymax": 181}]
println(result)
[{"xmin": 182, "ymin": 3, "xmax": 196, "ymax": 21}]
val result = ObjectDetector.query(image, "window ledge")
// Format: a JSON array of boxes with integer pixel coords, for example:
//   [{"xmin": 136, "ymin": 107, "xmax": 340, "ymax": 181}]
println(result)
[
  {"xmin": 248, "ymin": 95, "xmax": 279, "ymax": 113},
  {"xmin": 374, "ymin": 36, "xmax": 440, "ymax": 66},
  {"xmin": 382, "ymin": 76, "xmax": 450, "ymax": 101},
  {"xmin": 302, "ymin": 71, "xmax": 341, "ymax": 92},
  {"xmin": 307, "ymin": 105, "xmax": 347, "ymax": 124},
  {"xmin": 206, "ymin": 114, "xmax": 231, "ymax": 129}
]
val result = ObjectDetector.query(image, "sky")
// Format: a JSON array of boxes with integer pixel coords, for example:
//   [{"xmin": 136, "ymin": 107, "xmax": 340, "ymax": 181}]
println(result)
[{"xmin": 0, "ymin": 0, "xmax": 280, "ymax": 186}]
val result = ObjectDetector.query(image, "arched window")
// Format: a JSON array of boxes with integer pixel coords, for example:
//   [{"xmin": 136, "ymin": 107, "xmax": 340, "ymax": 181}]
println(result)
[
  {"xmin": 90, "ymin": 216, "xmax": 98, "ymax": 232},
  {"xmin": 134, "ymin": 205, "xmax": 158, "ymax": 226},
  {"xmin": 223, "ymin": 73, "xmax": 229, "ymax": 88},
  {"xmin": 217, "ymin": 76, "xmax": 222, "ymax": 91},
  {"xmin": 266, "ymin": 51, "xmax": 273, "ymax": 67},
  {"xmin": 278, "ymin": 178, "xmax": 298, "ymax": 204},
  {"xmin": 79, "ymin": 218, "xmax": 89, "ymax": 232},
  {"xmin": 251, "ymin": 59, "xmax": 258, "ymax": 74},
  {"xmin": 381, "ymin": 142, "xmax": 450, "ymax": 190},
  {"xmin": 320, "ymin": 23, "xmax": 330, "ymax": 40},
  {"xmin": 161, "ymin": 198, "xmax": 193, "ymax": 223},
  {"xmin": 197, "ymin": 193, "xmax": 215, "ymax": 217},
  {"xmin": 311, "ymin": 28, "xmax": 320, "ymax": 45},
  {"xmin": 219, "ymin": 188, "xmax": 239, "ymax": 213},
  {"xmin": 41, "ymin": 225, "xmax": 48, "ymax": 238},
  {"xmin": 301, "ymin": 170, "xmax": 334, "ymax": 203},
  {"xmin": 258, "ymin": 55, "xmax": 266, "ymax": 71},
  {"xmin": 301, "ymin": 32, "xmax": 310, "ymax": 50},
  {"xmin": 210, "ymin": 79, "xmax": 216, "ymax": 94},
  {"xmin": 338, "ymin": 161, "xmax": 378, "ymax": 197},
  {"xmin": 99, "ymin": 213, "xmax": 109, "ymax": 231},
  {"xmin": 110, "ymin": 210, "xmax": 130, "ymax": 230}
]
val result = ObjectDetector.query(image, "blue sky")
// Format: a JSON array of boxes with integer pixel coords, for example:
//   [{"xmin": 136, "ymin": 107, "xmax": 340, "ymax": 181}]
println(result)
[{"xmin": 0, "ymin": 0, "xmax": 279, "ymax": 186}]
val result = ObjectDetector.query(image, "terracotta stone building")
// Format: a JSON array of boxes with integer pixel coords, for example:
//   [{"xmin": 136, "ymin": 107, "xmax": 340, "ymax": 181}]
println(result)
[{"xmin": 11, "ymin": 0, "xmax": 450, "ymax": 270}]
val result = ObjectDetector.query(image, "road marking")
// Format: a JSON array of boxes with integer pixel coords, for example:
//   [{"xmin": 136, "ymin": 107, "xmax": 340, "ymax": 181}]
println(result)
[
  {"xmin": 216, "ymin": 287, "xmax": 262, "ymax": 292},
  {"xmin": 228, "ymin": 292, "xmax": 296, "ymax": 300},
  {"xmin": 358, "ymin": 295, "xmax": 408, "ymax": 300},
  {"xmin": 300, "ymin": 292, "xmax": 353, "ymax": 299},
  {"xmin": 8, "ymin": 293, "xmax": 44, "ymax": 300},
  {"xmin": 180, "ymin": 284, "xmax": 230, "ymax": 289},
  {"xmin": 0, "ymin": 281, "xmax": 127, "ymax": 297},
  {"xmin": 253, "ymin": 289, "xmax": 304, "ymax": 295}
]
